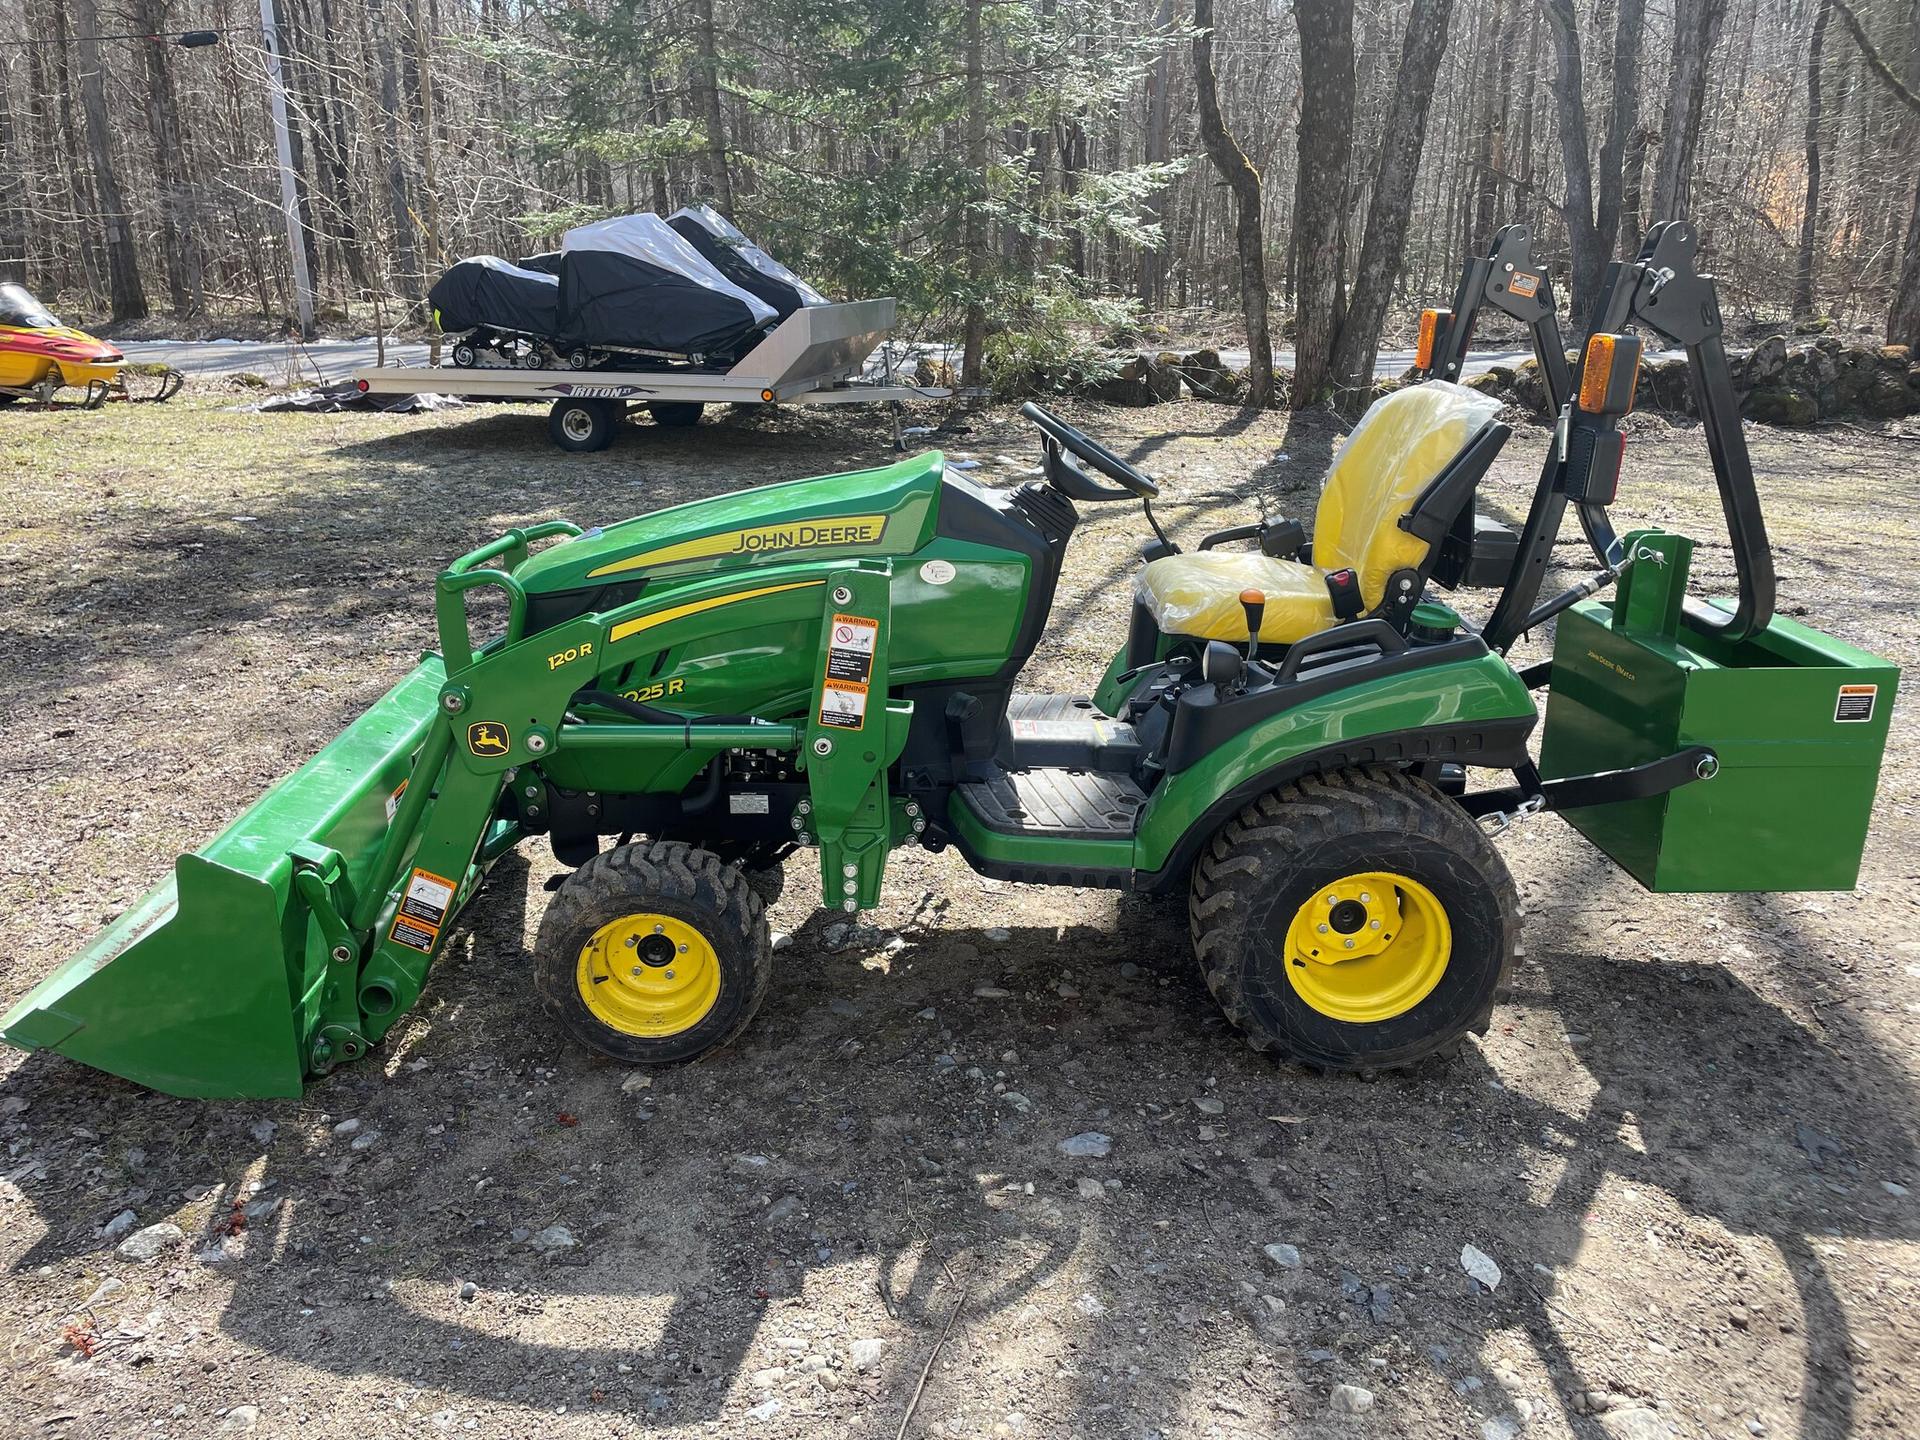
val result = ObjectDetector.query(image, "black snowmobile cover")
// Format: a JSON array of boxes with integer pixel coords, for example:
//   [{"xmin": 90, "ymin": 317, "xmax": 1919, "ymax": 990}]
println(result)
[
  {"xmin": 517, "ymin": 251, "xmax": 562, "ymax": 275},
  {"xmin": 427, "ymin": 256, "xmax": 561, "ymax": 337},
  {"xmin": 666, "ymin": 205, "xmax": 830, "ymax": 320},
  {"xmin": 558, "ymin": 215, "xmax": 778, "ymax": 359}
]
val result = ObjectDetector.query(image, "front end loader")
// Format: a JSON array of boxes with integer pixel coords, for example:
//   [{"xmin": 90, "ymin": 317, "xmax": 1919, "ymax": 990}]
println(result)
[{"xmin": 2, "ymin": 222, "xmax": 1897, "ymax": 1097}]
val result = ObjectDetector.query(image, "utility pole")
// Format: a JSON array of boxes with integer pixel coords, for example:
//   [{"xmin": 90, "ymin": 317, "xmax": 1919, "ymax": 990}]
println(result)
[{"xmin": 259, "ymin": 0, "xmax": 314, "ymax": 338}]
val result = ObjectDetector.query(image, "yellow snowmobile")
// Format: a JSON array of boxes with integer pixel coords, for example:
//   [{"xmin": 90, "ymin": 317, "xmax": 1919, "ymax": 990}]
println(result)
[{"xmin": 0, "ymin": 282, "xmax": 182, "ymax": 407}]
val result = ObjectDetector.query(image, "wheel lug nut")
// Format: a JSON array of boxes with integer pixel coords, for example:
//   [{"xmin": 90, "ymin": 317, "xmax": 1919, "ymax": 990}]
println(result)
[
  {"xmin": 1317, "ymin": 923, "xmax": 1329, "ymax": 934},
  {"xmin": 1370, "ymin": 920, "xmax": 1381, "ymax": 930},
  {"xmin": 1359, "ymin": 892, "xmax": 1372, "ymax": 903},
  {"xmin": 1344, "ymin": 939, "xmax": 1356, "ymax": 949}
]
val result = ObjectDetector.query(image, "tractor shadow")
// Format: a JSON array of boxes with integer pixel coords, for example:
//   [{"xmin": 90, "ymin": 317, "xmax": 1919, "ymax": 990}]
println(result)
[{"xmin": 2, "ymin": 859, "xmax": 1914, "ymax": 1433}]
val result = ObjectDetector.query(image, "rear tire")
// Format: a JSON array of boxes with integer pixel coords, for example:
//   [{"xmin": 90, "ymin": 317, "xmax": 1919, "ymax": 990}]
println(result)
[
  {"xmin": 536, "ymin": 841, "xmax": 771, "ymax": 1064},
  {"xmin": 1189, "ymin": 766, "xmax": 1518, "ymax": 1072},
  {"xmin": 548, "ymin": 396, "xmax": 618, "ymax": 452},
  {"xmin": 647, "ymin": 401, "xmax": 705, "ymax": 428}
]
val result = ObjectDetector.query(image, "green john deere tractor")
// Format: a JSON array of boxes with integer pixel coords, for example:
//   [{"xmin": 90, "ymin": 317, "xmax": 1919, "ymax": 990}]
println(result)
[{"xmin": 1, "ymin": 222, "xmax": 1898, "ymax": 1098}]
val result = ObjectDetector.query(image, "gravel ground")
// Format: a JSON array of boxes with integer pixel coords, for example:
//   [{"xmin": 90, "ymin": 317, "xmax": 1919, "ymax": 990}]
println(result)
[{"xmin": 0, "ymin": 387, "xmax": 1915, "ymax": 1440}]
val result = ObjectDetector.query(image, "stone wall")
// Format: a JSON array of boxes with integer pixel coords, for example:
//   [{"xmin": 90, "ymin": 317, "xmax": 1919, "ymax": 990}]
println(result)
[{"xmin": 1461, "ymin": 337, "xmax": 1919, "ymax": 425}]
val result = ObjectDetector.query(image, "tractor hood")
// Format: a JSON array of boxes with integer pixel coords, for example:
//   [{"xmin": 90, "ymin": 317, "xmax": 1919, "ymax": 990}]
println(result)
[{"xmin": 512, "ymin": 450, "xmax": 947, "ymax": 594}]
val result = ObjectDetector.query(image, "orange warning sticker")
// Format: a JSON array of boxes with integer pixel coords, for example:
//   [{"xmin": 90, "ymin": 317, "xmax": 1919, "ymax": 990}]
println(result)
[
  {"xmin": 388, "ymin": 867, "xmax": 457, "ymax": 953},
  {"xmin": 1508, "ymin": 271, "xmax": 1540, "ymax": 299},
  {"xmin": 819, "ymin": 677, "xmax": 869, "ymax": 730}
]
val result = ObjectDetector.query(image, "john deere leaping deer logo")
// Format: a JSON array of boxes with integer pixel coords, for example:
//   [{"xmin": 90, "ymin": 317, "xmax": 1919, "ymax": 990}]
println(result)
[{"xmin": 467, "ymin": 722, "xmax": 510, "ymax": 756}]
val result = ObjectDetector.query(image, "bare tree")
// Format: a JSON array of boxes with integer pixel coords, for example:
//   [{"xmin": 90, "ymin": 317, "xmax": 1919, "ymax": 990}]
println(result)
[
  {"xmin": 1192, "ymin": 0, "xmax": 1274, "ymax": 407},
  {"xmin": 1650, "ymin": 0, "xmax": 1730, "ymax": 222},
  {"xmin": 69, "ymin": 0, "xmax": 147, "ymax": 318},
  {"xmin": 1291, "ymin": 0, "xmax": 1355, "ymax": 404},
  {"xmin": 1793, "ymin": 0, "xmax": 1831, "ymax": 319},
  {"xmin": 1329, "ymin": 0, "xmax": 1456, "ymax": 411}
]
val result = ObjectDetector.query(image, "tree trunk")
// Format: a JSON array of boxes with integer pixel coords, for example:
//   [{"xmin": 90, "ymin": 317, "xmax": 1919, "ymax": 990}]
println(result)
[
  {"xmin": 1793, "ymin": 1, "xmax": 1831, "ymax": 318},
  {"xmin": 1650, "ymin": 0, "xmax": 1729, "ymax": 222},
  {"xmin": 1595, "ymin": 0, "xmax": 1645, "ymax": 261},
  {"xmin": 692, "ymin": 0, "xmax": 734, "ymax": 212},
  {"xmin": 959, "ymin": 0, "xmax": 988, "ymax": 386},
  {"xmin": 1465, "ymin": 0, "xmax": 1508, "ymax": 258},
  {"xmin": 1328, "ymin": 0, "xmax": 1454, "ymax": 413},
  {"xmin": 1138, "ymin": 0, "xmax": 1175, "ymax": 310},
  {"xmin": 70, "ymin": 0, "xmax": 147, "ymax": 319},
  {"xmin": 369, "ymin": 0, "xmax": 420, "ymax": 303},
  {"xmin": 132, "ymin": 0, "xmax": 209, "ymax": 314},
  {"xmin": 1192, "ymin": 0, "xmax": 1273, "ymax": 407},
  {"xmin": 1542, "ymin": 0, "xmax": 1604, "ymax": 322},
  {"xmin": 1291, "ymin": 0, "xmax": 1355, "ymax": 405},
  {"xmin": 0, "ymin": 54, "xmax": 23, "ymax": 284}
]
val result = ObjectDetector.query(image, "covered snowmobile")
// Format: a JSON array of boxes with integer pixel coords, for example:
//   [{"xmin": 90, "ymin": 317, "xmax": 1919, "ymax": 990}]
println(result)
[
  {"xmin": 667, "ymin": 205, "xmax": 829, "ymax": 320},
  {"xmin": 426, "ymin": 256, "xmax": 563, "ymax": 368},
  {"xmin": 557, "ymin": 214, "xmax": 778, "ymax": 365},
  {"xmin": 0, "ymin": 282, "xmax": 180, "ymax": 406}
]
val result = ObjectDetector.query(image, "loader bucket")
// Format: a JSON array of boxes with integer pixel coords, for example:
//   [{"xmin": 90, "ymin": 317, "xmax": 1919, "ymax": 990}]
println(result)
[{"xmin": 1, "ymin": 658, "xmax": 447, "ymax": 1098}]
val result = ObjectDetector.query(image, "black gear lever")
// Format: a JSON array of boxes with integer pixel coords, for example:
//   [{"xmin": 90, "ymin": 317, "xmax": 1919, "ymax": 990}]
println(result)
[{"xmin": 1240, "ymin": 588, "xmax": 1266, "ymax": 660}]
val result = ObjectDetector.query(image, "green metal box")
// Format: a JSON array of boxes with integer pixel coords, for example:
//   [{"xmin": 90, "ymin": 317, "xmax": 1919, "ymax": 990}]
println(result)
[{"xmin": 1538, "ymin": 533, "xmax": 1897, "ymax": 892}]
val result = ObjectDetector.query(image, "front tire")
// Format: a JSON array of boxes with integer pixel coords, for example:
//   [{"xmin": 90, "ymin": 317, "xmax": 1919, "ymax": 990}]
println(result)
[
  {"xmin": 536, "ymin": 841, "xmax": 771, "ymax": 1064},
  {"xmin": 1189, "ymin": 766, "xmax": 1519, "ymax": 1072},
  {"xmin": 548, "ymin": 396, "xmax": 618, "ymax": 452}
]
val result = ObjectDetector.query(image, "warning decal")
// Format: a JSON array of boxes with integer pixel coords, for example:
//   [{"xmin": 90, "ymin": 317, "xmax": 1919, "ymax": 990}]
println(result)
[
  {"xmin": 400, "ymin": 868, "xmax": 457, "ymax": 929},
  {"xmin": 826, "ymin": 613, "xmax": 878, "ymax": 684},
  {"xmin": 1834, "ymin": 684, "xmax": 1877, "ymax": 723},
  {"xmin": 389, "ymin": 916, "xmax": 438, "ymax": 954},
  {"xmin": 389, "ymin": 866, "xmax": 457, "ymax": 954},
  {"xmin": 819, "ymin": 678, "xmax": 870, "ymax": 730},
  {"xmin": 1508, "ymin": 271, "xmax": 1540, "ymax": 298}
]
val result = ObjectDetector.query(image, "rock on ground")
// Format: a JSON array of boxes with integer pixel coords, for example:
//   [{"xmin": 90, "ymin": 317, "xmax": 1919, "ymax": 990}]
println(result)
[{"xmin": 115, "ymin": 1223, "xmax": 184, "ymax": 1262}]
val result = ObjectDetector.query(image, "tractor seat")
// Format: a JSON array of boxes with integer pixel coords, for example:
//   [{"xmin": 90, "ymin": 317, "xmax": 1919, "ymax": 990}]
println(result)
[{"xmin": 1136, "ymin": 381, "xmax": 1507, "ymax": 645}]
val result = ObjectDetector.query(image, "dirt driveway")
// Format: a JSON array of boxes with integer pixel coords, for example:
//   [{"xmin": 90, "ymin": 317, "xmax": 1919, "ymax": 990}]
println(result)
[{"xmin": 0, "ymin": 391, "xmax": 1915, "ymax": 1440}]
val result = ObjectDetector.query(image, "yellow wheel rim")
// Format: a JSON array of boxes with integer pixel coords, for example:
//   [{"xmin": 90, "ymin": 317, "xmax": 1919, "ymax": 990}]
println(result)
[
  {"xmin": 1282, "ymin": 871, "xmax": 1451, "ymax": 1023},
  {"xmin": 576, "ymin": 912, "xmax": 721, "ymax": 1037}
]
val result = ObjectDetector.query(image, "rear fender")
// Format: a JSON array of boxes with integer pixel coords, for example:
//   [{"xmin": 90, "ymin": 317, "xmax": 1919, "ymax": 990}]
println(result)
[{"xmin": 1129, "ymin": 649, "xmax": 1536, "ymax": 884}]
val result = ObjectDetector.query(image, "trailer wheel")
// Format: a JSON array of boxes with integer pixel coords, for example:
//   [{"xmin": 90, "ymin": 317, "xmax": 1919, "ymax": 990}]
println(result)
[
  {"xmin": 566, "ymin": 347, "xmax": 593, "ymax": 370},
  {"xmin": 1190, "ymin": 766, "xmax": 1519, "ymax": 1072},
  {"xmin": 647, "ymin": 401, "xmax": 705, "ymax": 428},
  {"xmin": 548, "ymin": 396, "xmax": 618, "ymax": 452},
  {"xmin": 536, "ymin": 841, "xmax": 771, "ymax": 1064}
]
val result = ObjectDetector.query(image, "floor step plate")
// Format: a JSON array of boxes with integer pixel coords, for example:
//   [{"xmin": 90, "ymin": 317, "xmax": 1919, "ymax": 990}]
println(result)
[{"xmin": 955, "ymin": 766, "xmax": 1147, "ymax": 840}]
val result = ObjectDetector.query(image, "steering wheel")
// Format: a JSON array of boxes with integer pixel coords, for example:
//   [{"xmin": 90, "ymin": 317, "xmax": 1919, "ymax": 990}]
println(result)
[{"xmin": 1020, "ymin": 402, "xmax": 1160, "ymax": 500}]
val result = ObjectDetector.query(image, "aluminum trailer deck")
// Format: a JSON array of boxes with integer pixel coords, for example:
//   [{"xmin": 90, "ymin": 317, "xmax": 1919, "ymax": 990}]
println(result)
[{"xmin": 352, "ymin": 298, "xmax": 949, "ymax": 452}]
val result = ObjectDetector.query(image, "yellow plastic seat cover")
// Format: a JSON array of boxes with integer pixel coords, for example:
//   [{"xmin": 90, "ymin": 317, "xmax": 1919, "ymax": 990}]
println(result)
[
  {"xmin": 1135, "ymin": 551, "xmax": 1336, "ymax": 644},
  {"xmin": 1135, "ymin": 381, "xmax": 1502, "ymax": 644}
]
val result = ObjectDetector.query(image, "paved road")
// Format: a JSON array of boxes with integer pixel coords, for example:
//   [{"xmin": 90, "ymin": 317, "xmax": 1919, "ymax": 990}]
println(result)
[
  {"xmin": 122, "ymin": 337, "xmax": 1546, "ymax": 386},
  {"xmin": 120, "ymin": 337, "xmax": 429, "ymax": 382}
]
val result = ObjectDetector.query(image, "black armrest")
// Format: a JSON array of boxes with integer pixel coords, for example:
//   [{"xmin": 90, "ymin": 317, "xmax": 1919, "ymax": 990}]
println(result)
[
  {"xmin": 1260, "ymin": 519, "xmax": 1306, "ymax": 558},
  {"xmin": 1195, "ymin": 517, "xmax": 1308, "ymax": 559},
  {"xmin": 1197, "ymin": 523, "xmax": 1263, "ymax": 552}
]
